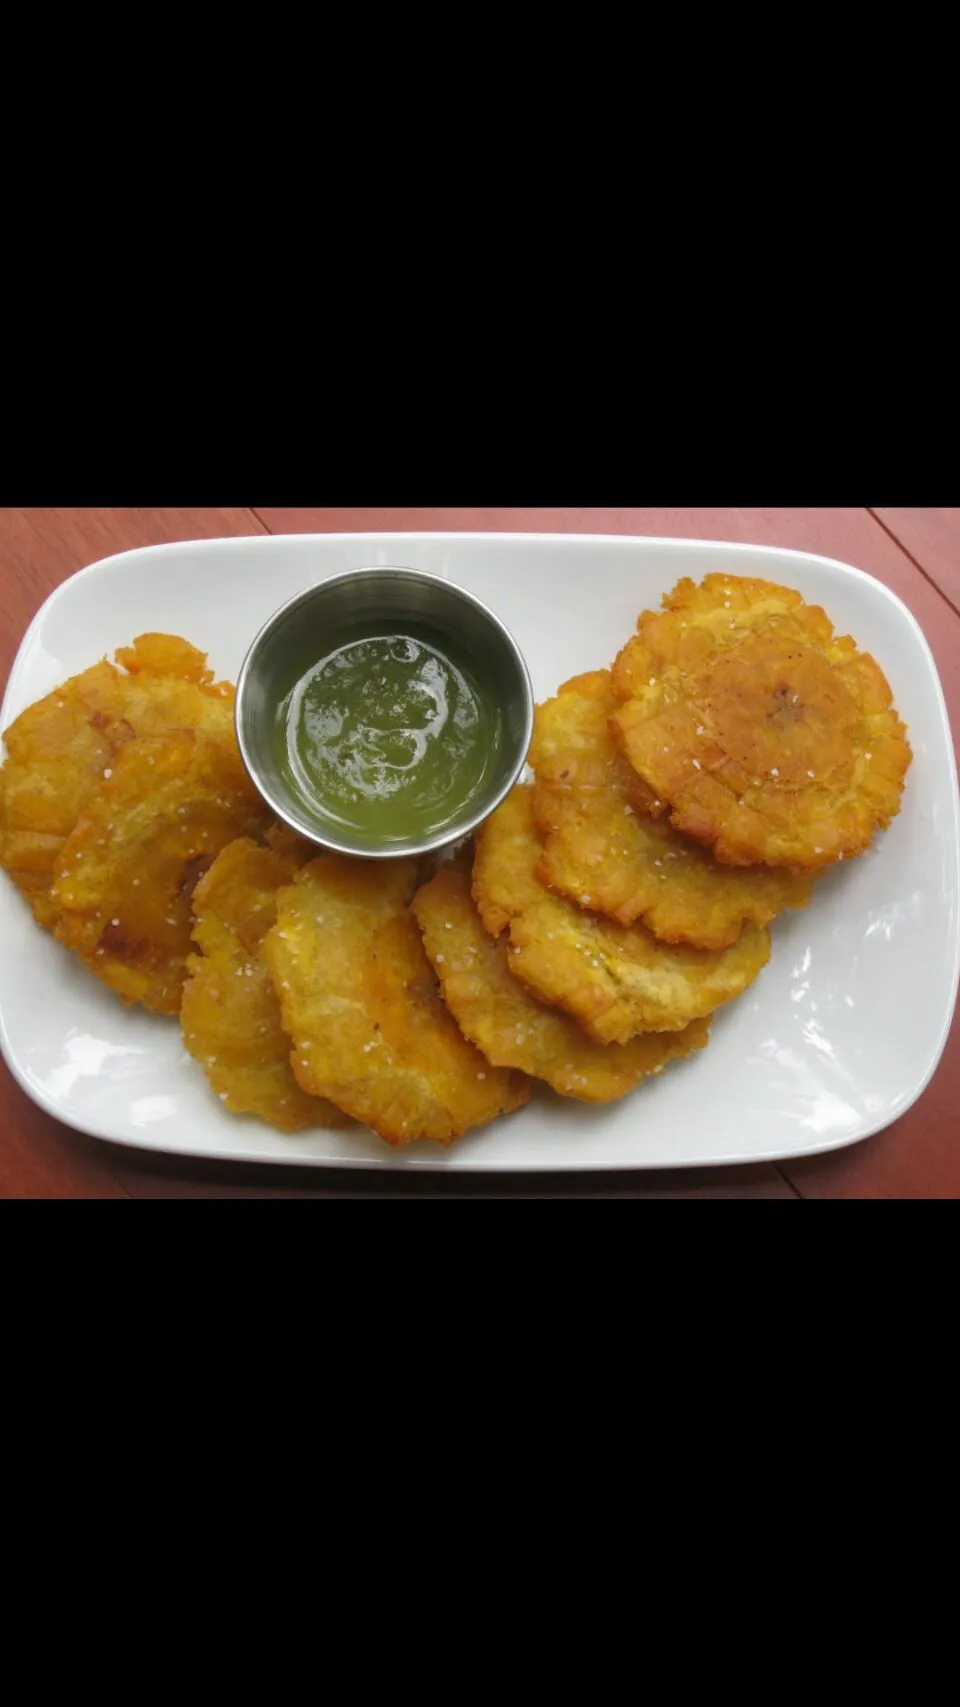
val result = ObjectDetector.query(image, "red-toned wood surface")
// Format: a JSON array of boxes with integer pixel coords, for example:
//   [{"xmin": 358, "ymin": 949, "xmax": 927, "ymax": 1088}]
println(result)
[
  {"xmin": 1, "ymin": 507, "xmax": 957, "ymax": 1198},
  {"xmin": 870, "ymin": 509, "xmax": 960, "ymax": 615}
]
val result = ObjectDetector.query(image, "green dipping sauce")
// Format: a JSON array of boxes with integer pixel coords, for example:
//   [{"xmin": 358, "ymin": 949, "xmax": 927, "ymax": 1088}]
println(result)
[{"xmin": 273, "ymin": 628, "xmax": 504, "ymax": 844}]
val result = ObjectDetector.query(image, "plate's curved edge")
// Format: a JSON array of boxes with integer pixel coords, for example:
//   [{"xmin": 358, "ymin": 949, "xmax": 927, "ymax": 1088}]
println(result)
[{"xmin": 0, "ymin": 1041, "xmax": 939, "ymax": 1172}]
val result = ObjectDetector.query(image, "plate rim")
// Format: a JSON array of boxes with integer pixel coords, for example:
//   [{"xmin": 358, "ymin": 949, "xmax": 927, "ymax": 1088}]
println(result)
[{"xmin": 2, "ymin": 530, "xmax": 957, "ymax": 1173}]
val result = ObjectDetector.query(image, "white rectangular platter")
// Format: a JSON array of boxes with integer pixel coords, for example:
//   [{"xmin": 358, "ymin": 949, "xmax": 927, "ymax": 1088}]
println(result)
[{"xmin": 1, "ymin": 532, "xmax": 956, "ymax": 1171}]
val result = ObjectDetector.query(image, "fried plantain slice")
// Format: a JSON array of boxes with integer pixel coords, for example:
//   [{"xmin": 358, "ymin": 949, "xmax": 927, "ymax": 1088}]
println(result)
[
  {"xmin": 51, "ymin": 732, "xmax": 271, "ymax": 1014},
  {"xmin": 114, "ymin": 633, "xmax": 227, "ymax": 687},
  {"xmin": 0, "ymin": 635, "xmax": 237, "ymax": 928},
  {"xmin": 181, "ymin": 837, "xmax": 348, "ymax": 1133},
  {"xmin": 264, "ymin": 855, "xmax": 530, "ymax": 1147},
  {"xmin": 473, "ymin": 785, "xmax": 769, "ymax": 1044},
  {"xmin": 530, "ymin": 669, "xmax": 812, "ymax": 947},
  {"xmin": 413, "ymin": 862, "xmax": 710, "ymax": 1101},
  {"xmin": 610, "ymin": 574, "xmax": 912, "ymax": 870}
]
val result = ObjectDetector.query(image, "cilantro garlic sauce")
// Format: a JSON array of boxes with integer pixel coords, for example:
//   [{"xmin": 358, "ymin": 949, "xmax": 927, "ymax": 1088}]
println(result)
[{"xmin": 273, "ymin": 630, "xmax": 502, "ymax": 844}]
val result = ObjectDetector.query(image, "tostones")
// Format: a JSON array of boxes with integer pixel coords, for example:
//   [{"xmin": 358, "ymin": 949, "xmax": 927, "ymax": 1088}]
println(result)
[
  {"xmin": 264, "ymin": 855, "xmax": 530, "ymax": 1147},
  {"xmin": 472, "ymin": 785, "xmax": 769, "ymax": 1044},
  {"xmin": 413, "ymin": 861, "xmax": 711, "ymax": 1102},
  {"xmin": 610, "ymin": 574, "xmax": 912, "ymax": 870},
  {"xmin": 530, "ymin": 669, "xmax": 812, "ymax": 947},
  {"xmin": 0, "ymin": 635, "xmax": 236, "ymax": 929},
  {"xmin": 51, "ymin": 731, "xmax": 271, "ymax": 1013},
  {"xmin": 181, "ymin": 837, "xmax": 348, "ymax": 1133}
]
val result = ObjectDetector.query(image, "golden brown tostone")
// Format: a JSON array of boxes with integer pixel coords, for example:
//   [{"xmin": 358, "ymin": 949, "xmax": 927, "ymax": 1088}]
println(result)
[
  {"xmin": 530, "ymin": 668, "xmax": 812, "ymax": 947},
  {"xmin": 610, "ymin": 574, "xmax": 912, "ymax": 870},
  {"xmin": 473, "ymin": 785, "xmax": 770, "ymax": 1045}
]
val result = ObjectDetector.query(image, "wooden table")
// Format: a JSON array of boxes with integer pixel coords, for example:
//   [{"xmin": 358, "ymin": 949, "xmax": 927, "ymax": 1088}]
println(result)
[{"xmin": 1, "ymin": 507, "xmax": 957, "ymax": 1199}]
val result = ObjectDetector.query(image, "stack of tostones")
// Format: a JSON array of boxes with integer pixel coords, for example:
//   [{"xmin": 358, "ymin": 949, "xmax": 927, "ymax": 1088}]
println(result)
[
  {"xmin": 471, "ymin": 784, "xmax": 770, "ymax": 1044},
  {"xmin": 404, "ymin": 570, "xmax": 908, "ymax": 1125},
  {"xmin": 0, "ymin": 634, "xmax": 244, "ymax": 933},
  {"xmin": 530, "ymin": 669, "xmax": 813, "ymax": 947},
  {"xmin": 0, "ymin": 575, "xmax": 913, "ymax": 1150},
  {"xmin": 263, "ymin": 855, "xmax": 530, "ymax": 1146},
  {"xmin": 413, "ymin": 861, "xmax": 711, "ymax": 1101},
  {"xmin": 52, "ymin": 731, "xmax": 270, "ymax": 1014}
]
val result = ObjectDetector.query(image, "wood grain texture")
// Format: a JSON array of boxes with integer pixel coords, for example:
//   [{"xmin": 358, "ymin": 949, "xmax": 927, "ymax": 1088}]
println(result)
[
  {"xmin": 2, "ymin": 507, "xmax": 957, "ymax": 1198},
  {"xmin": 0, "ymin": 1073, "xmax": 129, "ymax": 1198},
  {"xmin": 870, "ymin": 508, "xmax": 960, "ymax": 614}
]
